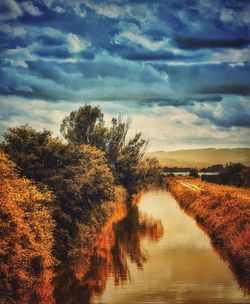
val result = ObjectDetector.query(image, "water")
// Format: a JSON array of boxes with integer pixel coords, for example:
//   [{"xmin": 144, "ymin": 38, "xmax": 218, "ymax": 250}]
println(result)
[
  {"xmin": 164, "ymin": 172, "xmax": 219, "ymax": 176},
  {"xmin": 6, "ymin": 189, "xmax": 248, "ymax": 304},
  {"xmin": 90, "ymin": 190, "xmax": 249, "ymax": 304}
]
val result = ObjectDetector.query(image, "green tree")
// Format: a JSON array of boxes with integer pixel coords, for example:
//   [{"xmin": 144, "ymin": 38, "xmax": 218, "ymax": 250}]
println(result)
[
  {"xmin": 115, "ymin": 132, "xmax": 147, "ymax": 195},
  {"xmin": 60, "ymin": 106, "xmax": 154, "ymax": 196},
  {"xmin": 2, "ymin": 125, "xmax": 54, "ymax": 182},
  {"xmin": 60, "ymin": 105, "xmax": 107, "ymax": 149},
  {"xmin": 105, "ymin": 116, "xmax": 130, "ymax": 168}
]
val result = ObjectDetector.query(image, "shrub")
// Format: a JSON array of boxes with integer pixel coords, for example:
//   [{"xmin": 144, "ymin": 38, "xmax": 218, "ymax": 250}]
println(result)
[{"xmin": 0, "ymin": 152, "xmax": 54, "ymax": 295}]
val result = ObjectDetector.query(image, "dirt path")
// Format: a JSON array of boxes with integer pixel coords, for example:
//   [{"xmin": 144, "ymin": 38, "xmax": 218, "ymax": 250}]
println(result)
[
  {"xmin": 177, "ymin": 179, "xmax": 250, "ymax": 201},
  {"xmin": 177, "ymin": 180, "xmax": 202, "ymax": 191}
]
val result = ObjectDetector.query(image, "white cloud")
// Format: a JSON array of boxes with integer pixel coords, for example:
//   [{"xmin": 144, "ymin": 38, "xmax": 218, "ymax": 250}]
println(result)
[
  {"xmin": 0, "ymin": 97, "xmax": 83, "ymax": 137},
  {"xmin": 43, "ymin": 0, "xmax": 54, "ymax": 9},
  {"xmin": 124, "ymin": 105, "xmax": 250, "ymax": 151},
  {"xmin": 83, "ymin": 0, "xmax": 127, "ymax": 18},
  {"xmin": 0, "ymin": 24, "xmax": 26, "ymax": 36},
  {"xmin": 5, "ymin": 46, "xmax": 36, "ymax": 68},
  {"xmin": 220, "ymin": 5, "xmax": 250, "ymax": 26},
  {"xmin": 220, "ymin": 9, "xmax": 235, "ymax": 23},
  {"xmin": 54, "ymin": 6, "xmax": 65, "ymax": 14},
  {"xmin": 119, "ymin": 31, "xmax": 166, "ymax": 51},
  {"xmin": 67, "ymin": 33, "xmax": 88, "ymax": 53},
  {"xmin": 20, "ymin": 1, "xmax": 43, "ymax": 17},
  {"xmin": 73, "ymin": 3, "xmax": 87, "ymax": 17},
  {"xmin": 82, "ymin": 0, "xmax": 158, "ymax": 28},
  {"xmin": 212, "ymin": 49, "xmax": 250, "ymax": 63},
  {"xmin": 0, "ymin": 0, "xmax": 23, "ymax": 21},
  {"xmin": 0, "ymin": 0, "xmax": 43, "ymax": 21},
  {"xmin": 115, "ymin": 24, "xmax": 167, "ymax": 51},
  {"xmin": 1, "ymin": 97, "xmax": 249, "ymax": 151}
]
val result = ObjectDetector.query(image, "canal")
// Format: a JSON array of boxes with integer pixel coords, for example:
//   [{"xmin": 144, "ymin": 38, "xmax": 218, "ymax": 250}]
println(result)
[{"xmin": 54, "ymin": 189, "xmax": 249, "ymax": 304}]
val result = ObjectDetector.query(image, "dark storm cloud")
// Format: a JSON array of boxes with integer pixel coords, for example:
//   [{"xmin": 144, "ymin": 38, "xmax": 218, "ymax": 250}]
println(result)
[
  {"xmin": 123, "ymin": 50, "xmax": 197, "ymax": 61},
  {"xmin": 197, "ymin": 84, "xmax": 250, "ymax": 95},
  {"xmin": 34, "ymin": 47, "xmax": 73, "ymax": 59},
  {"xmin": 187, "ymin": 97, "xmax": 250, "ymax": 128},
  {"xmin": 174, "ymin": 37, "xmax": 250, "ymax": 49},
  {"xmin": 153, "ymin": 62, "xmax": 250, "ymax": 97},
  {"xmin": 39, "ymin": 35, "xmax": 65, "ymax": 47}
]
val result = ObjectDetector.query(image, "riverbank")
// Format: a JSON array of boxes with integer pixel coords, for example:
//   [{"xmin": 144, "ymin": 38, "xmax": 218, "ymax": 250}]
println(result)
[
  {"xmin": 167, "ymin": 177, "xmax": 250, "ymax": 293},
  {"xmin": 70, "ymin": 186, "xmax": 127, "ymax": 274},
  {"xmin": 53, "ymin": 187, "xmax": 129, "ymax": 303}
]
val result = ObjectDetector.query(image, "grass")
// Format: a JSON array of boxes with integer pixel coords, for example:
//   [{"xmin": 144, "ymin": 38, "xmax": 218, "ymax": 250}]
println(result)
[{"xmin": 167, "ymin": 176, "xmax": 250, "ymax": 294}]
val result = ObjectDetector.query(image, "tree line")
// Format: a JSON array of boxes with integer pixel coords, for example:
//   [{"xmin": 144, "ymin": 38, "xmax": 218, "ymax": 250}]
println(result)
[
  {"xmin": 202, "ymin": 163, "xmax": 250, "ymax": 188},
  {"xmin": 0, "ymin": 105, "xmax": 162, "ymax": 298}
]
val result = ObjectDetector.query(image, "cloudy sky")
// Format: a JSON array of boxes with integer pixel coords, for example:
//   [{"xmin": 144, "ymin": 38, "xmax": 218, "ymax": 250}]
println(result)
[{"xmin": 0, "ymin": 0, "xmax": 250, "ymax": 151}]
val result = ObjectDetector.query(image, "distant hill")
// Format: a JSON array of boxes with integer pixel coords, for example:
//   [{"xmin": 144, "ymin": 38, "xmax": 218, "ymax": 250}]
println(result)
[{"xmin": 145, "ymin": 148, "xmax": 250, "ymax": 168}]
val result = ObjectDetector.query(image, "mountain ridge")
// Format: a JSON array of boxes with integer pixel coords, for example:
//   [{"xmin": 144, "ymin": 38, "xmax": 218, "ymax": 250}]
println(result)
[{"xmin": 145, "ymin": 148, "xmax": 250, "ymax": 168}]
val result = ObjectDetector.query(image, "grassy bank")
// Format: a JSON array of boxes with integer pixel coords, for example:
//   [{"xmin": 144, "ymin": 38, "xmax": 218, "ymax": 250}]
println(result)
[{"xmin": 167, "ymin": 177, "xmax": 250, "ymax": 293}]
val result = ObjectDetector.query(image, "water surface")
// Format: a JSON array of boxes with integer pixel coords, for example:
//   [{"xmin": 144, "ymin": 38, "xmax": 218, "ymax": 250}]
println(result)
[{"xmin": 92, "ymin": 190, "xmax": 249, "ymax": 304}]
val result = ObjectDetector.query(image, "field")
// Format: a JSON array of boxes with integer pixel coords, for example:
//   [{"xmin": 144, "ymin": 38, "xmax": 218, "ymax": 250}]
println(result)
[
  {"xmin": 145, "ymin": 148, "xmax": 250, "ymax": 168},
  {"xmin": 167, "ymin": 177, "xmax": 250, "ymax": 293}
]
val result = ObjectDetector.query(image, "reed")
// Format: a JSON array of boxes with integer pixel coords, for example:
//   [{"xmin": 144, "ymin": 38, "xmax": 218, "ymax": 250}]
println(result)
[{"xmin": 167, "ymin": 177, "xmax": 250, "ymax": 293}]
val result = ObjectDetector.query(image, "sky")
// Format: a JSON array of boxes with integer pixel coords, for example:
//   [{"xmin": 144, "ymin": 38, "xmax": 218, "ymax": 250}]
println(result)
[{"xmin": 0, "ymin": 0, "xmax": 250, "ymax": 151}]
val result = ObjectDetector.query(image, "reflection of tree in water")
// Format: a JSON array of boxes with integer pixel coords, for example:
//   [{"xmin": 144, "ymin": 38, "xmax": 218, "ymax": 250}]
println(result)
[
  {"xmin": 111, "ymin": 206, "xmax": 164, "ymax": 283},
  {"xmin": 54, "ymin": 205, "xmax": 164, "ymax": 304}
]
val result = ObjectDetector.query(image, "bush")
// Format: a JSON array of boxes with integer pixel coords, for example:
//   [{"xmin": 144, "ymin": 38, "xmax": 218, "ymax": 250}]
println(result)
[
  {"xmin": 0, "ymin": 152, "xmax": 54, "ymax": 295},
  {"xmin": 189, "ymin": 168, "xmax": 199, "ymax": 177}
]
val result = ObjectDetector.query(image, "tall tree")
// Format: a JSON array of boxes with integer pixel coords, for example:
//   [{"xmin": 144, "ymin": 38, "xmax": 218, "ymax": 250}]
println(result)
[
  {"xmin": 105, "ymin": 116, "xmax": 130, "ymax": 168},
  {"xmin": 59, "ymin": 105, "xmax": 160, "ymax": 196},
  {"xmin": 60, "ymin": 105, "xmax": 107, "ymax": 149},
  {"xmin": 60, "ymin": 106, "xmax": 140, "ymax": 165}
]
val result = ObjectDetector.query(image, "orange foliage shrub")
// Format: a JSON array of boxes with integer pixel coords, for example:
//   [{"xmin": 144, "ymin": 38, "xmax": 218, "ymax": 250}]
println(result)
[
  {"xmin": 0, "ymin": 152, "xmax": 55, "ymax": 297},
  {"xmin": 168, "ymin": 177, "xmax": 250, "ymax": 292}
]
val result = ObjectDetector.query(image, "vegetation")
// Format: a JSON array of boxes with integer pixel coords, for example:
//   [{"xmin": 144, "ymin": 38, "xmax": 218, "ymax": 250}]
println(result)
[
  {"xmin": 167, "ymin": 176, "xmax": 250, "ymax": 293},
  {"xmin": 163, "ymin": 166, "xmax": 194, "ymax": 173},
  {"xmin": 0, "ymin": 104, "xmax": 162, "ymax": 298},
  {"xmin": 202, "ymin": 163, "xmax": 250, "ymax": 188},
  {"xmin": 0, "ymin": 152, "xmax": 54, "ymax": 297},
  {"xmin": 60, "ymin": 105, "xmax": 107, "ymax": 150},
  {"xmin": 189, "ymin": 168, "xmax": 199, "ymax": 177},
  {"xmin": 200, "ymin": 164, "xmax": 224, "ymax": 172},
  {"xmin": 60, "ymin": 106, "xmax": 161, "ymax": 196}
]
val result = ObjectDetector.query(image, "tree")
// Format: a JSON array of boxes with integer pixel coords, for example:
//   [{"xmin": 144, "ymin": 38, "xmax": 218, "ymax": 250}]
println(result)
[
  {"xmin": 105, "ymin": 116, "xmax": 130, "ymax": 168},
  {"xmin": 189, "ymin": 168, "xmax": 199, "ymax": 178},
  {"xmin": 2, "ymin": 125, "xmax": 116, "ymax": 259},
  {"xmin": 137, "ymin": 157, "xmax": 163, "ymax": 189},
  {"xmin": 60, "ymin": 106, "xmax": 153, "ymax": 196},
  {"xmin": 60, "ymin": 105, "xmax": 107, "ymax": 149},
  {"xmin": 220, "ymin": 163, "xmax": 248, "ymax": 187},
  {"xmin": 2, "ymin": 125, "xmax": 54, "ymax": 182},
  {"xmin": 115, "ymin": 132, "xmax": 147, "ymax": 195}
]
